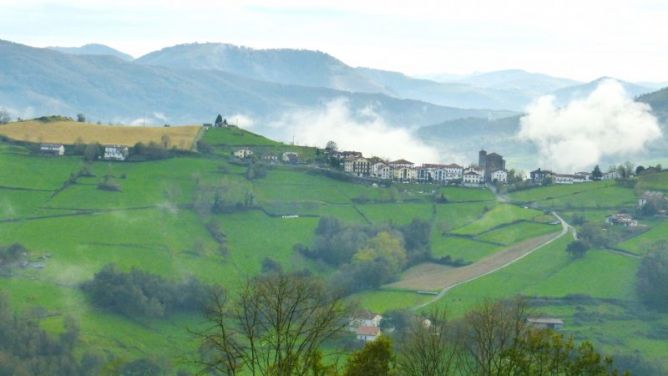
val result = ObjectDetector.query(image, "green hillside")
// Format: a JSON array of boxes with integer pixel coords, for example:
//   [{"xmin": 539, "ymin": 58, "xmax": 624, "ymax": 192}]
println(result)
[{"xmin": 1, "ymin": 126, "xmax": 668, "ymax": 372}]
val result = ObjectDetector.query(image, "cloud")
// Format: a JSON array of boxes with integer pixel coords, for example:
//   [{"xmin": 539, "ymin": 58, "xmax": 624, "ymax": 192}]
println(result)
[
  {"xmin": 228, "ymin": 114, "xmax": 255, "ymax": 129},
  {"xmin": 269, "ymin": 99, "xmax": 441, "ymax": 164},
  {"xmin": 518, "ymin": 79, "xmax": 662, "ymax": 172}
]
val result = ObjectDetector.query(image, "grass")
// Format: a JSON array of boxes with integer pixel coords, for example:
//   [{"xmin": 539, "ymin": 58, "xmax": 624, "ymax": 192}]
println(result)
[
  {"xmin": 476, "ymin": 221, "xmax": 560, "ymax": 245},
  {"xmin": 431, "ymin": 236, "xmax": 502, "ymax": 262},
  {"xmin": 0, "ymin": 120, "xmax": 201, "ymax": 150},
  {"xmin": 2, "ymin": 133, "xmax": 668, "ymax": 369},
  {"xmin": 452, "ymin": 204, "xmax": 543, "ymax": 235},
  {"xmin": 617, "ymin": 221, "xmax": 668, "ymax": 255},
  {"xmin": 348, "ymin": 289, "xmax": 432, "ymax": 313}
]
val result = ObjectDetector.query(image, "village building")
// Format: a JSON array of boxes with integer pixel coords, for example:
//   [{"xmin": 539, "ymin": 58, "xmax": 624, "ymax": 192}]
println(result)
[
  {"xmin": 490, "ymin": 169, "xmax": 508, "ymax": 183},
  {"xmin": 574, "ymin": 172, "xmax": 592, "ymax": 182},
  {"xmin": 527, "ymin": 318, "xmax": 564, "ymax": 330},
  {"xmin": 262, "ymin": 154, "xmax": 278, "ymax": 162},
  {"xmin": 40, "ymin": 143, "xmax": 65, "ymax": 156},
  {"xmin": 479, "ymin": 150, "xmax": 506, "ymax": 182},
  {"xmin": 530, "ymin": 168, "xmax": 554, "ymax": 184},
  {"xmin": 344, "ymin": 157, "xmax": 370, "ymax": 177},
  {"xmin": 554, "ymin": 174, "xmax": 575, "ymax": 184},
  {"xmin": 371, "ymin": 162, "xmax": 391, "ymax": 180},
  {"xmin": 103, "ymin": 145, "xmax": 129, "ymax": 161},
  {"xmin": 233, "ymin": 148, "xmax": 254, "ymax": 159},
  {"xmin": 603, "ymin": 171, "xmax": 620, "ymax": 180},
  {"xmin": 356, "ymin": 326, "xmax": 381, "ymax": 342},
  {"xmin": 462, "ymin": 170, "xmax": 483, "ymax": 186},
  {"xmin": 331, "ymin": 151, "xmax": 363, "ymax": 160},
  {"xmin": 282, "ymin": 151, "xmax": 299, "ymax": 164},
  {"xmin": 443, "ymin": 163, "xmax": 464, "ymax": 180},
  {"xmin": 390, "ymin": 159, "xmax": 416, "ymax": 181},
  {"xmin": 606, "ymin": 213, "xmax": 638, "ymax": 227}
]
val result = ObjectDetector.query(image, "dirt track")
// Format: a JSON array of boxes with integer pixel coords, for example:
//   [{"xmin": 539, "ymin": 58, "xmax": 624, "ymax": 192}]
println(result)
[{"xmin": 386, "ymin": 212, "xmax": 570, "ymax": 310}]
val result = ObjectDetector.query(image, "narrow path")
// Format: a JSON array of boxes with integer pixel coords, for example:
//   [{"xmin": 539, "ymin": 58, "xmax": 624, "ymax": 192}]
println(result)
[{"xmin": 411, "ymin": 211, "xmax": 571, "ymax": 311}]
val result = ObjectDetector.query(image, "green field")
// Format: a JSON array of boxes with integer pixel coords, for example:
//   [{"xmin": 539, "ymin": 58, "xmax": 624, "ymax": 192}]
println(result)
[{"xmin": 2, "ymin": 126, "xmax": 668, "ymax": 371}]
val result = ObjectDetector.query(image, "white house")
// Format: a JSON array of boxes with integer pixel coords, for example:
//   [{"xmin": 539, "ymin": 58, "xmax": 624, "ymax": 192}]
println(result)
[
  {"xmin": 490, "ymin": 169, "xmax": 508, "ymax": 183},
  {"xmin": 282, "ymin": 152, "xmax": 299, "ymax": 163},
  {"xmin": 40, "ymin": 144, "xmax": 65, "ymax": 156},
  {"xmin": 463, "ymin": 170, "xmax": 483, "ymax": 185},
  {"xmin": 574, "ymin": 172, "xmax": 592, "ymax": 182},
  {"xmin": 554, "ymin": 174, "xmax": 575, "ymax": 184},
  {"xmin": 356, "ymin": 326, "xmax": 381, "ymax": 342},
  {"xmin": 103, "ymin": 145, "xmax": 129, "ymax": 161},
  {"xmin": 371, "ymin": 162, "xmax": 391, "ymax": 180},
  {"xmin": 344, "ymin": 157, "xmax": 370, "ymax": 177},
  {"xmin": 603, "ymin": 170, "xmax": 620, "ymax": 180},
  {"xmin": 233, "ymin": 148, "xmax": 254, "ymax": 159},
  {"xmin": 527, "ymin": 318, "xmax": 564, "ymax": 330},
  {"xmin": 390, "ymin": 159, "xmax": 416, "ymax": 181},
  {"xmin": 443, "ymin": 163, "xmax": 464, "ymax": 180}
]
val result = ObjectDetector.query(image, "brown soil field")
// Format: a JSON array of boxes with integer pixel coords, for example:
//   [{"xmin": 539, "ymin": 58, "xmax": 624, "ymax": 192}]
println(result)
[{"xmin": 0, "ymin": 121, "xmax": 202, "ymax": 151}]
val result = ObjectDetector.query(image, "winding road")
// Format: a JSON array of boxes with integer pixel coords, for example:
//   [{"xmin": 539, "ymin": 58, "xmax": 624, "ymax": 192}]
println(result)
[{"xmin": 409, "ymin": 210, "xmax": 573, "ymax": 311}]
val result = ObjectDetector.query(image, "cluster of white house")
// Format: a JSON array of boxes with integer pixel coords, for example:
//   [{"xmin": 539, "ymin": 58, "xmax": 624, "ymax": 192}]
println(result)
[
  {"xmin": 232, "ymin": 148, "xmax": 300, "ymax": 164},
  {"xmin": 530, "ymin": 168, "xmax": 620, "ymax": 185},
  {"xmin": 349, "ymin": 311, "xmax": 383, "ymax": 342},
  {"xmin": 333, "ymin": 149, "xmax": 509, "ymax": 186},
  {"xmin": 40, "ymin": 143, "xmax": 129, "ymax": 161}
]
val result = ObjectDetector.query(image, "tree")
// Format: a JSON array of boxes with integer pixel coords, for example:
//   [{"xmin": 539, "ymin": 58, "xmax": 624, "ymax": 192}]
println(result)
[
  {"xmin": 635, "ymin": 165, "xmax": 646, "ymax": 175},
  {"xmin": 194, "ymin": 273, "xmax": 352, "ymax": 376},
  {"xmin": 76, "ymin": 113, "xmax": 86, "ymax": 122},
  {"xmin": 592, "ymin": 165, "xmax": 603, "ymax": 181},
  {"xmin": 353, "ymin": 231, "xmax": 406, "ymax": 274},
  {"xmin": 83, "ymin": 143, "xmax": 101, "ymax": 161},
  {"xmin": 325, "ymin": 141, "xmax": 338, "ymax": 152},
  {"xmin": 458, "ymin": 298, "xmax": 529, "ymax": 375},
  {"xmin": 344, "ymin": 336, "xmax": 394, "ymax": 376},
  {"xmin": 215, "ymin": 114, "xmax": 224, "ymax": 127},
  {"xmin": 395, "ymin": 309, "xmax": 459, "ymax": 376},
  {"xmin": 566, "ymin": 240, "xmax": 590, "ymax": 258},
  {"xmin": 0, "ymin": 109, "xmax": 10, "ymax": 124},
  {"xmin": 636, "ymin": 242, "xmax": 668, "ymax": 312}
]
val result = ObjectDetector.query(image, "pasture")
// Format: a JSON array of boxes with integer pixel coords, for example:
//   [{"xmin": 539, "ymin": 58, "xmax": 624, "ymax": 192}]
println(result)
[{"xmin": 0, "ymin": 120, "xmax": 201, "ymax": 150}]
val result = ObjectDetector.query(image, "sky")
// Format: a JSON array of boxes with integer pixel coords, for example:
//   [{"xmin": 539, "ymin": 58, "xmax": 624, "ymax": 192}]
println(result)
[{"xmin": 1, "ymin": 0, "xmax": 668, "ymax": 82}]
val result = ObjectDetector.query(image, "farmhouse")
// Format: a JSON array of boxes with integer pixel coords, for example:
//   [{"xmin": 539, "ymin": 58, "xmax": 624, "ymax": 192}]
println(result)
[
  {"xmin": 527, "ymin": 318, "xmax": 564, "ymax": 330},
  {"xmin": 530, "ymin": 168, "xmax": 554, "ymax": 184},
  {"xmin": 233, "ymin": 148, "xmax": 254, "ymax": 159},
  {"xmin": 356, "ymin": 326, "xmax": 381, "ymax": 342},
  {"xmin": 103, "ymin": 145, "xmax": 129, "ymax": 161},
  {"xmin": 574, "ymin": 171, "xmax": 592, "ymax": 182},
  {"xmin": 40, "ymin": 143, "xmax": 65, "ymax": 156},
  {"xmin": 282, "ymin": 152, "xmax": 299, "ymax": 164},
  {"xmin": 606, "ymin": 213, "xmax": 638, "ymax": 227}
]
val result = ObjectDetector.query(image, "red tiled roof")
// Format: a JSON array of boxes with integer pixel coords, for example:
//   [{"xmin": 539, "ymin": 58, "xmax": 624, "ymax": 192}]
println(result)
[{"xmin": 356, "ymin": 326, "xmax": 381, "ymax": 336}]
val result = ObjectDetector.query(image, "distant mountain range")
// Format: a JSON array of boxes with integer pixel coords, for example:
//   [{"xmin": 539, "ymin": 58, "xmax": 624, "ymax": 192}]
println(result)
[
  {"xmin": 0, "ymin": 40, "xmax": 512, "ymax": 131},
  {"xmin": 2, "ymin": 39, "xmax": 667, "ymax": 158},
  {"xmin": 48, "ymin": 43, "xmax": 134, "ymax": 61}
]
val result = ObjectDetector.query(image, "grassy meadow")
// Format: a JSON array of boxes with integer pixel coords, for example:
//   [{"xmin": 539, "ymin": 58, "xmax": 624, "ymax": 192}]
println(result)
[{"xmin": 1, "ymin": 125, "xmax": 668, "ymax": 371}]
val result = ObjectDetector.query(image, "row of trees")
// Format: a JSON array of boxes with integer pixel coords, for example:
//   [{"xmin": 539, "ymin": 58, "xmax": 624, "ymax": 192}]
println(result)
[
  {"xmin": 81, "ymin": 264, "xmax": 211, "ymax": 318},
  {"xmin": 194, "ymin": 273, "xmax": 627, "ymax": 375}
]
